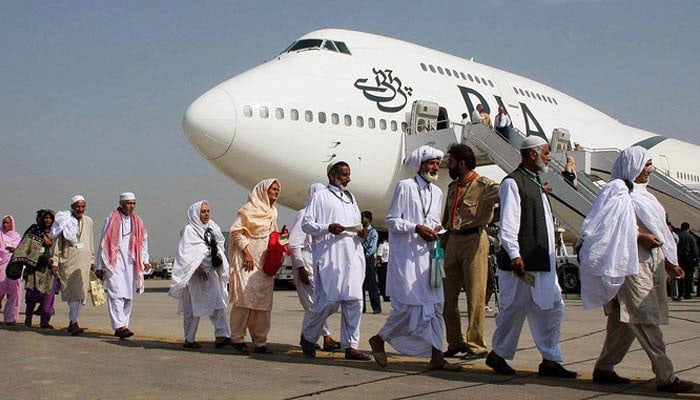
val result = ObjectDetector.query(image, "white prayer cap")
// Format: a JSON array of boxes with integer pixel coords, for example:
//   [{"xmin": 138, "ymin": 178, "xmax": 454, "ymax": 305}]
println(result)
[
  {"xmin": 119, "ymin": 192, "xmax": 136, "ymax": 201},
  {"xmin": 326, "ymin": 160, "xmax": 348, "ymax": 174},
  {"xmin": 405, "ymin": 145, "xmax": 444, "ymax": 172},
  {"xmin": 70, "ymin": 195, "xmax": 85, "ymax": 205},
  {"xmin": 520, "ymin": 135, "xmax": 548, "ymax": 150}
]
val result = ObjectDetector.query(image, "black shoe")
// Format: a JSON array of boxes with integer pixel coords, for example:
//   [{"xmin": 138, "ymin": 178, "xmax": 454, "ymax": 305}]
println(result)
[
  {"xmin": 592, "ymin": 368, "xmax": 630, "ymax": 384},
  {"xmin": 461, "ymin": 350, "xmax": 488, "ymax": 361},
  {"xmin": 183, "ymin": 341, "xmax": 202, "ymax": 349},
  {"xmin": 214, "ymin": 337, "xmax": 232, "ymax": 349},
  {"xmin": 231, "ymin": 342, "xmax": 250, "ymax": 355},
  {"xmin": 443, "ymin": 345, "xmax": 469, "ymax": 358},
  {"xmin": 253, "ymin": 346, "xmax": 272, "ymax": 354},
  {"xmin": 300, "ymin": 335, "xmax": 316, "ymax": 358},
  {"xmin": 657, "ymin": 378, "xmax": 694, "ymax": 393},
  {"xmin": 538, "ymin": 362, "xmax": 577, "ymax": 379},
  {"xmin": 485, "ymin": 351, "xmax": 515, "ymax": 375},
  {"xmin": 372, "ymin": 309, "xmax": 382, "ymax": 314},
  {"xmin": 684, "ymin": 294, "xmax": 692, "ymax": 300},
  {"xmin": 672, "ymin": 297, "xmax": 682, "ymax": 302}
]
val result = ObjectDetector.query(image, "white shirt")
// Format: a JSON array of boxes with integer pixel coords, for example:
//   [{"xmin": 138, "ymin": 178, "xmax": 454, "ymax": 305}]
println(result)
[
  {"xmin": 288, "ymin": 209, "xmax": 312, "ymax": 269},
  {"xmin": 498, "ymin": 173, "xmax": 561, "ymax": 309},
  {"xmin": 495, "ymin": 113, "xmax": 511, "ymax": 128},
  {"xmin": 376, "ymin": 241, "xmax": 390, "ymax": 263},
  {"xmin": 302, "ymin": 184, "xmax": 365, "ymax": 302},
  {"xmin": 96, "ymin": 214, "xmax": 150, "ymax": 298},
  {"xmin": 471, "ymin": 109, "xmax": 483, "ymax": 123},
  {"xmin": 385, "ymin": 176, "xmax": 443, "ymax": 306}
]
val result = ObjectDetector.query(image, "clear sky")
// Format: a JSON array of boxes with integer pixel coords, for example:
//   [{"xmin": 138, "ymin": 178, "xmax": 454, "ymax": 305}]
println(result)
[{"xmin": 1, "ymin": 0, "xmax": 698, "ymax": 259}]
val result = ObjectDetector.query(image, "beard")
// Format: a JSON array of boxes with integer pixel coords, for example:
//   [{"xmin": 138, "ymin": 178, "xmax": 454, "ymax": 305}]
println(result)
[
  {"xmin": 448, "ymin": 167, "xmax": 461, "ymax": 180},
  {"xmin": 420, "ymin": 171, "xmax": 439, "ymax": 183},
  {"xmin": 333, "ymin": 179, "xmax": 348, "ymax": 190},
  {"xmin": 535, "ymin": 157, "xmax": 549, "ymax": 174}
]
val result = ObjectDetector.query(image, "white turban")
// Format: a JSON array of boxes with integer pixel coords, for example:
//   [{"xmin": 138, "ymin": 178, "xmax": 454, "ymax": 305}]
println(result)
[
  {"xmin": 120, "ymin": 192, "xmax": 136, "ymax": 201},
  {"xmin": 71, "ymin": 195, "xmax": 85, "ymax": 205},
  {"xmin": 326, "ymin": 160, "xmax": 347, "ymax": 174},
  {"xmin": 520, "ymin": 135, "xmax": 548, "ymax": 150},
  {"xmin": 405, "ymin": 145, "xmax": 444, "ymax": 172}
]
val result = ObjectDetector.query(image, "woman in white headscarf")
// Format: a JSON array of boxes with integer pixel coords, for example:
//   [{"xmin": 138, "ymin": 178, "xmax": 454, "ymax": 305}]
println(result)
[
  {"xmin": 580, "ymin": 146, "xmax": 692, "ymax": 393},
  {"xmin": 228, "ymin": 178, "xmax": 280, "ymax": 354},
  {"xmin": 169, "ymin": 201, "xmax": 230, "ymax": 349}
]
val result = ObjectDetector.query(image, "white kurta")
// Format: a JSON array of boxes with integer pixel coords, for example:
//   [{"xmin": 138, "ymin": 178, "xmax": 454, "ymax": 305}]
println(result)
[
  {"xmin": 289, "ymin": 208, "xmax": 330, "ymax": 337},
  {"xmin": 379, "ymin": 176, "xmax": 445, "ymax": 357},
  {"xmin": 498, "ymin": 178, "xmax": 561, "ymax": 310},
  {"xmin": 302, "ymin": 185, "xmax": 365, "ymax": 304},
  {"xmin": 96, "ymin": 214, "xmax": 149, "ymax": 299}
]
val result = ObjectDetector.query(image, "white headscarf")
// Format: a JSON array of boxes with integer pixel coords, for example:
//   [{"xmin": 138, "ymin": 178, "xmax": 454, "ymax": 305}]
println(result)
[
  {"xmin": 305, "ymin": 182, "xmax": 327, "ymax": 208},
  {"xmin": 168, "ymin": 200, "xmax": 230, "ymax": 301},
  {"xmin": 579, "ymin": 146, "xmax": 677, "ymax": 309},
  {"xmin": 405, "ymin": 145, "xmax": 444, "ymax": 172}
]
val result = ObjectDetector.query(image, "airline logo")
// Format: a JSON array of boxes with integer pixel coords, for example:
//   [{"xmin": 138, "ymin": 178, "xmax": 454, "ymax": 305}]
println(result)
[{"xmin": 353, "ymin": 68, "xmax": 413, "ymax": 112}]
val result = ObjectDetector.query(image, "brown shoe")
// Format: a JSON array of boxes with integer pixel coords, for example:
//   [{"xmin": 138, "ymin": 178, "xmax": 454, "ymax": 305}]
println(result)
[
  {"xmin": 344, "ymin": 348, "xmax": 371, "ymax": 361},
  {"xmin": 67, "ymin": 322, "xmax": 86, "ymax": 336}
]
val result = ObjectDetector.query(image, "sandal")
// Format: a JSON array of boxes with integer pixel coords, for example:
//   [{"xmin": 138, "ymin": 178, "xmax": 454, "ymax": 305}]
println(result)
[{"xmin": 428, "ymin": 360, "xmax": 463, "ymax": 372}]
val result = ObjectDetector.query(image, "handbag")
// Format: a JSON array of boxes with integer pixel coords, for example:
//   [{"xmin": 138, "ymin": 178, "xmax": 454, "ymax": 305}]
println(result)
[
  {"xmin": 430, "ymin": 239, "xmax": 446, "ymax": 288},
  {"xmin": 262, "ymin": 225, "xmax": 290, "ymax": 277},
  {"xmin": 5, "ymin": 261, "xmax": 23, "ymax": 280},
  {"xmin": 89, "ymin": 271, "xmax": 106, "ymax": 307}
]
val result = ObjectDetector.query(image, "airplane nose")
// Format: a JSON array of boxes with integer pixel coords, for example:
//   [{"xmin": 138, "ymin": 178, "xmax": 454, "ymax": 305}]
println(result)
[{"xmin": 183, "ymin": 87, "xmax": 236, "ymax": 160}]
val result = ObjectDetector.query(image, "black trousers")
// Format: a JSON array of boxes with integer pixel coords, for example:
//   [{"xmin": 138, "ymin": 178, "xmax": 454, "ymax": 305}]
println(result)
[
  {"xmin": 680, "ymin": 263, "xmax": 697, "ymax": 297},
  {"xmin": 363, "ymin": 256, "xmax": 381, "ymax": 312},
  {"xmin": 376, "ymin": 261, "xmax": 388, "ymax": 299}
]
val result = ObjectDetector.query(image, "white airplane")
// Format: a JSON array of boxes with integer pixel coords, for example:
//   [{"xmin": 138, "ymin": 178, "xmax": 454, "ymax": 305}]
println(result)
[{"xmin": 183, "ymin": 28, "xmax": 700, "ymax": 228}]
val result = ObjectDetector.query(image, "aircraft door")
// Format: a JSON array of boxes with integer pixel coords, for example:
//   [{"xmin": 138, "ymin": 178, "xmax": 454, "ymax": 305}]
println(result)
[{"xmin": 492, "ymin": 73, "xmax": 523, "ymax": 132}]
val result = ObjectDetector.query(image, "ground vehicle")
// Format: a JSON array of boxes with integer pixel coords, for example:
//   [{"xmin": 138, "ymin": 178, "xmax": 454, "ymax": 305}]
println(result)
[
  {"xmin": 555, "ymin": 228, "xmax": 581, "ymax": 294},
  {"xmin": 274, "ymin": 256, "xmax": 295, "ymax": 289},
  {"xmin": 155, "ymin": 262, "xmax": 173, "ymax": 279},
  {"xmin": 143, "ymin": 264, "xmax": 155, "ymax": 279}
]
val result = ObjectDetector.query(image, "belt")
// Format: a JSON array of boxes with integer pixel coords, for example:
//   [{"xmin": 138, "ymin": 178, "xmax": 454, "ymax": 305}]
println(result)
[{"xmin": 448, "ymin": 226, "xmax": 483, "ymax": 236}]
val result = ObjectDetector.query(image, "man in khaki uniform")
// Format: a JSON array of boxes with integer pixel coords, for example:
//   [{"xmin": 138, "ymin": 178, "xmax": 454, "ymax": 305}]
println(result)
[
  {"xmin": 442, "ymin": 144, "xmax": 499, "ymax": 359},
  {"xmin": 50, "ymin": 195, "xmax": 95, "ymax": 335}
]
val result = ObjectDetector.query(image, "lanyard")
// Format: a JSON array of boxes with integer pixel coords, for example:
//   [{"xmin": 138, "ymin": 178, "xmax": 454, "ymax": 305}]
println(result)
[
  {"xmin": 414, "ymin": 177, "xmax": 432, "ymax": 220},
  {"xmin": 329, "ymin": 187, "xmax": 354, "ymax": 204}
]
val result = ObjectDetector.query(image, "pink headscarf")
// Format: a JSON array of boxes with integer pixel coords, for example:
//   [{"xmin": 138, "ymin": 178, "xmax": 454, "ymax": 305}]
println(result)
[
  {"xmin": 0, "ymin": 215, "xmax": 21, "ymax": 266},
  {"xmin": 100, "ymin": 210, "xmax": 148, "ymax": 291}
]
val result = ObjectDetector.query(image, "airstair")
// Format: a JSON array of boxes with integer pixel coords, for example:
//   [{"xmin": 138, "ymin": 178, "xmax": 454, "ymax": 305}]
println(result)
[{"xmin": 462, "ymin": 123, "xmax": 599, "ymax": 236}]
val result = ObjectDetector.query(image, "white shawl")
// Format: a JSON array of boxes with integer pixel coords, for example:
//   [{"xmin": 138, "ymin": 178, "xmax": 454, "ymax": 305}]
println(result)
[
  {"xmin": 168, "ymin": 201, "xmax": 229, "ymax": 300},
  {"xmin": 51, "ymin": 210, "xmax": 79, "ymax": 245}
]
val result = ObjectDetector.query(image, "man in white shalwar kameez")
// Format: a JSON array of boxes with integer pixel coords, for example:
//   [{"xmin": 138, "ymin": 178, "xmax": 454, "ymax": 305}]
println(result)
[
  {"xmin": 368, "ymin": 146, "xmax": 461, "ymax": 371},
  {"xmin": 96, "ymin": 192, "xmax": 150, "ymax": 339},
  {"xmin": 289, "ymin": 183, "xmax": 341, "ymax": 351},
  {"xmin": 169, "ymin": 201, "xmax": 231, "ymax": 349},
  {"xmin": 486, "ymin": 136, "xmax": 576, "ymax": 378},
  {"xmin": 580, "ymin": 146, "xmax": 694, "ymax": 393},
  {"xmin": 300, "ymin": 161, "xmax": 371, "ymax": 361}
]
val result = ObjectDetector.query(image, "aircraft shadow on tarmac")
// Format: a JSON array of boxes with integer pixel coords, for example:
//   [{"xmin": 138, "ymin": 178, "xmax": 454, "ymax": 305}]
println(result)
[{"xmin": 3, "ymin": 324, "xmax": 693, "ymax": 399}]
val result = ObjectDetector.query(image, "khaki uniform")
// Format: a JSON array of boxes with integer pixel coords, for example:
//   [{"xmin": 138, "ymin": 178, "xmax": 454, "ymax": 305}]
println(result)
[{"xmin": 442, "ymin": 174, "xmax": 499, "ymax": 353}]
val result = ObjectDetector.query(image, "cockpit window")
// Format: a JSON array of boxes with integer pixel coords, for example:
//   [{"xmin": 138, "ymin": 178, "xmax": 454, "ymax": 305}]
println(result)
[
  {"xmin": 322, "ymin": 40, "xmax": 338, "ymax": 52},
  {"xmin": 283, "ymin": 38, "xmax": 351, "ymax": 55},
  {"xmin": 287, "ymin": 39, "xmax": 323, "ymax": 52},
  {"xmin": 333, "ymin": 41, "xmax": 351, "ymax": 55}
]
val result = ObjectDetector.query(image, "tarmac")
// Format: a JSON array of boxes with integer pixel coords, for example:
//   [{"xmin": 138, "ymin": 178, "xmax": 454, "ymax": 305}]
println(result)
[{"xmin": 2, "ymin": 279, "xmax": 700, "ymax": 400}]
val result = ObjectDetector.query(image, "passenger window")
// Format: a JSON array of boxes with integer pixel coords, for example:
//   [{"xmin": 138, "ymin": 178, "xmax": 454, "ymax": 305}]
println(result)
[
  {"xmin": 244, "ymin": 105, "xmax": 253, "ymax": 117},
  {"xmin": 401, "ymin": 122, "xmax": 408, "ymax": 133},
  {"xmin": 331, "ymin": 113, "xmax": 339, "ymax": 125},
  {"xmin": 420, "ymin": 63, "xmax": 427, "ymax": 71},
  {"xmin": 429, "ymin": 65, "xmax": 436, "ymax": 73},
  {"xmin": 518, "ymin": 88, "xmax": 525, "ymax": 96},
  {"xmin": 390, "ymin": 121, "xmax": 398, "ymax": 131},
  {"xmin": 275, "ymin": 107, "xmax": 284, "ymax": 119},
  {"xmin": 356, "ymin": 116, "xmax": 364, "ymax": 128},
  {"xmin": 467, "ymin": 74, "xmax": 474, "ymax": 82},
  {"xmin": 474, "ymin": 76, "xmax": 481, "ymax": 84},
  {"xmin": 536, "ymin": 93, "xmax": 542, "ymax": 100},
  {"xmin": 368, "ymin": 117, "xmax": 376, "ymax": 129},
  {"xmin": 513, "ymin": 87, "xmax": 518, "ymax": 94},
  {"xmin": 260, "ymin": 106, "xmax": 269, "ymax": 118},
  {"xmin": 291, "ymin": 109, "xmax": 299, "ymax": 121},
  {"xmin": 344, "ymin": 115, "xmax": 352, "ymax": 126},
  {"xmin": 379, "ymin": 119, "xmax": 387, "ymax": 130},
  {"xmin": 488, "ymin": 80, "xmax": 494, "ymax": 87},
  {"xmin": 437, "ymin": 66, "xmax": 444, "ymax": 75},
  {"xmin": 305, "ymin": 110, "xmax": 313, "ymax": 122},
  {"xmin": 553, "ymin": 98, "xmax": 558, "ymax": 105},
  {"xmin": 445, "ymin": 68, "xmax": 452, "ymax": 77},
  {"xmin": 318, "ymin": 112, "xmax": 326, "ymax": 124},
  {"xmin": 453, "ymin": 70, "xmax": 459, "ymax": 78},
  {"xmin": 460, "ymin": 72, "xmax": 466, "ymax": 80}
]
